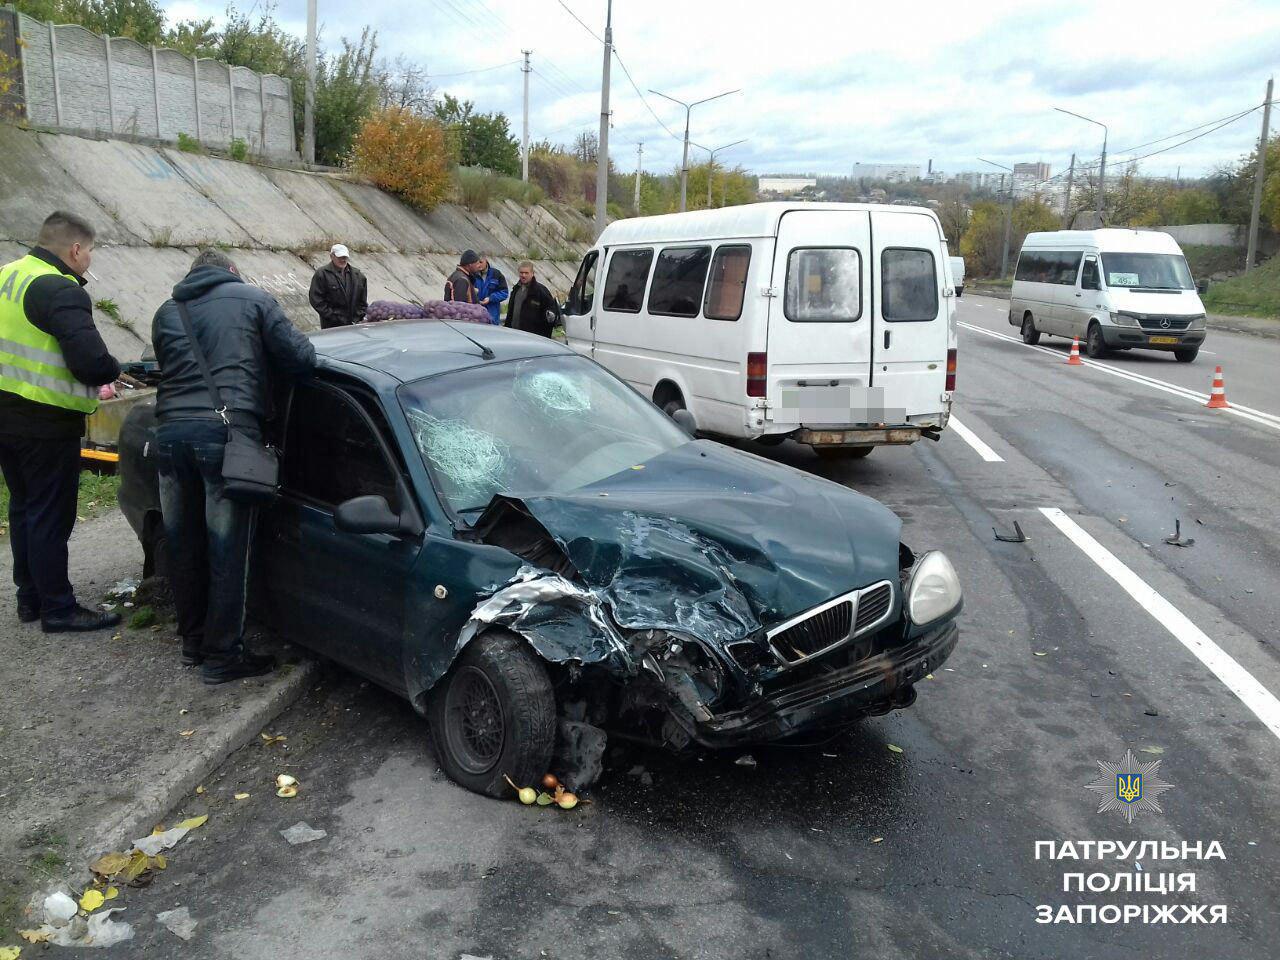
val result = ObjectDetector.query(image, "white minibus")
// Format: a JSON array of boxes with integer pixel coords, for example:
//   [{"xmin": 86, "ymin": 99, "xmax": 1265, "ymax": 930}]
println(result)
[
  {"xmin": 1009, "ymin": 229, "xmax": 1207, "ymax": 362},
  {"xmin": 561, "ymin": 202, "xmax": 956, "ymax": 458}
]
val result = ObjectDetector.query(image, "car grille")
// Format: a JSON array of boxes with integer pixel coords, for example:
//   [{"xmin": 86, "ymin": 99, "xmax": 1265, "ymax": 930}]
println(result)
[
  {"xmin": 768, "ymin": 581, "xmax": 895, "ymax": 666},
  {"xmin": 1136, "ymin": 316, "xmax": 1191, "ymax": 331},
  {"xmin": 855, "ymin": 583, "xmax": 893, "ymax": 632}
]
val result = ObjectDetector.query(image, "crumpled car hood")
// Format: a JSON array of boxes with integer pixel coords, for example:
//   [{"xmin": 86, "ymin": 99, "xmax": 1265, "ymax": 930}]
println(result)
[{"xmin": 474, "ymin": 440, "xmax": 903, "ymax": 657}]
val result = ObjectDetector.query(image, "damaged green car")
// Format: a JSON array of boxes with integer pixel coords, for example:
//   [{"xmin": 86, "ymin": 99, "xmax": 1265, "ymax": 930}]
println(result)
[{"xmin": 119, "ymin": 321, "xmax": 961, "ymax": 797}]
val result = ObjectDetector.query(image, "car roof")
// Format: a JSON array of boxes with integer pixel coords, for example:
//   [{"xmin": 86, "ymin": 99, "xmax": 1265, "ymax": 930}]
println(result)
[
  {"xmin": 311, "ymin": 320, "xmax": 572, "ymax": 383},
  {"xmin": 1021, "ymin": 229, "xmax": 1183, "ymax": 253}
]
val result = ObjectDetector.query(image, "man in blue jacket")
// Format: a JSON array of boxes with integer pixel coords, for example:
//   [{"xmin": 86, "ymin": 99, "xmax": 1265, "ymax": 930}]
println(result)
[{"xmin": 471, "ymin": 255, "xmax": 509, "ymax": 325}]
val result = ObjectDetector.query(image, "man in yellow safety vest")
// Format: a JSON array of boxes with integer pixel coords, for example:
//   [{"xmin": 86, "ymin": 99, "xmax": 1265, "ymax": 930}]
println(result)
[{"xmin": 0, "ymin": 211, "xmax": 123, "ymax": 632}]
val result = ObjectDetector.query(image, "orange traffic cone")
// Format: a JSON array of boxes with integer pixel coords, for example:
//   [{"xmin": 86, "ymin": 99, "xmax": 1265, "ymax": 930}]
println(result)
[
  {"xmin": 1066, "ymin": 338, "xmax": 1083, "ymax": 365},
  {"xmin": 1205, "ymin": 365, "xmax": 1229, "ymax": 409}
]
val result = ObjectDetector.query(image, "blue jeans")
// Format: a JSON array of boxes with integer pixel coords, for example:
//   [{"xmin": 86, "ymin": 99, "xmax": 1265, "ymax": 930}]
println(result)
[{"xmin": 155, "ymin": 420, "xmax": 256, "ymax": 667}]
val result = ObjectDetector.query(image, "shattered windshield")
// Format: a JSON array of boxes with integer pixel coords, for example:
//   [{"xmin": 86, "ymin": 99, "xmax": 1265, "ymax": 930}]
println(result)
[{"xmin": 398, "ymin": 355, "xmax": 690, "ymax": 517}]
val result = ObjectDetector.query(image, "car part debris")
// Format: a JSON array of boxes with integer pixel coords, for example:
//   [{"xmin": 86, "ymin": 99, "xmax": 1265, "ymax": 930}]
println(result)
[
  {"xmin": 155, "ymin": 906, "xmax": 197, "ymax": 941},
  {"xmin": 279, "ymin": 822, "xmax": 327, "ymax": 845},
  {"xmin": 553, "ymin": 720, "xmax": 607, "ymax": 790},
  {"xmin": 1163, "ymin": 519, "xmax": 1195, "ymax": 547},
  {"xmin": 992, "ymin": 521, "xmax": 1027, "ymax": 543},
  {"xmin": 734, "ymin": 754, "xmax": 757, "ymax": 768}
]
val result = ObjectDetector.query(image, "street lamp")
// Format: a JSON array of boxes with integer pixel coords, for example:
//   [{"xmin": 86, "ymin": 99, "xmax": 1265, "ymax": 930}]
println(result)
[
  {"xmin": 692, "ymin": 138, "xmax": 748, "ymax": 208},
  {"xmin": 649, "ymin": 87, "xmax": 740, "ymax": 212},
  {"xmin": 1054, "ymin": 107, "xmax": 1108, "ymax": 224},
  {"xmin": 979, "ymin": 157, "xmax": 1014, "ymax": 279}
]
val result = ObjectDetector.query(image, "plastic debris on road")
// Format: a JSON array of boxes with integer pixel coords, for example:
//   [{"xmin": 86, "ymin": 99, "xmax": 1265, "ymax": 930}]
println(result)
[
  {"xmin": 156, "ymin": 907, "xmax": 198, "ymax": 941},
  {"xmin": 130, "ymin": 815, "xmax": 206, "ymax": 857},
  {"xmin": 279, "ymin": 822, "xmax": 327, "ymax": 845},
  {"xmin": 26, "ymin": 891, "xmax": 134, "ymax": 948}
]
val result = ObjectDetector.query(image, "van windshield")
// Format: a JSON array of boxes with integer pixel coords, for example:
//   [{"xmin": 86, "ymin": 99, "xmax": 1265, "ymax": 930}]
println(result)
[{"xmin": 1101, "ymin": 253, "xmax": 1194, "ymax": 291}]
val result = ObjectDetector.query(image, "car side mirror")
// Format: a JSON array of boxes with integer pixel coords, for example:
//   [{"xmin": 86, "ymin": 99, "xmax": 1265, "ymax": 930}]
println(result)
[
  {"xmin": 335, "ymin": 495, "xmax": 412, "ymax": 536},
  {"xmin": 1196, "ymin": 279, "xmax": 1209, "ymax": 295},
  {"xmin": 671, "ymin": 408, "xmax": 697, "ymax": 438}
]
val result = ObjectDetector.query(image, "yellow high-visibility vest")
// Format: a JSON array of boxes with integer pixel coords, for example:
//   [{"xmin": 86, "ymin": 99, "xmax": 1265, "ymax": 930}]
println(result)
[{"xmin": 0, "ymin": 253, "xmax": 99, "ymax": 414}]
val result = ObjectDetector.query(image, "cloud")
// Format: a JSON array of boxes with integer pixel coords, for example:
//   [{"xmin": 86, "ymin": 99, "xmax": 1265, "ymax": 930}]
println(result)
[{"xmin": 163, "ymin": 0, "xmax": 1279, "ymax": 178}]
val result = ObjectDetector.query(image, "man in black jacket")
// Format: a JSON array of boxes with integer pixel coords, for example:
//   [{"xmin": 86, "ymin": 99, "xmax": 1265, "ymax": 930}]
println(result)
[
  {"xmin": 308, "ymin": 243, "xmax": 367, "ymax": 329},
  {"xmin": 505, "ymin": 261, "xmax": 562, "ymax": 338},
  {"xmin": 152, "ymin": 249, "xmax": 315, "ymax": 684},
  {"xmin": 444, "ymin": 250, "xmax": 479, "ymax": 303},
  {"xmin": 0, "ymin": 211, "xmax": 122, "ymax": 632}
]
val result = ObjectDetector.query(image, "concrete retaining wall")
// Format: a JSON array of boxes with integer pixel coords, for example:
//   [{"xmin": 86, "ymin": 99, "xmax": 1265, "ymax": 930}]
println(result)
[
  {"xmin": 1152, "ymin": 224, "xmax": 1246, "ymax": 247},
  {"xmin": 0, "ymin": 124, "xmax": 591, "ymax": 361}
]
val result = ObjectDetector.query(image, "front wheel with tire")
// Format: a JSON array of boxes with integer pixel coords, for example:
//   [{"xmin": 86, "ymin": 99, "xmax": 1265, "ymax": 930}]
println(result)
[
  {"xmin": 1085, "ymin": 322, "xmax": 1108, "ymax": 359},
  {"xmin": 1174, "ymin": 347, "xmax": 1199, "ymax": 363},
  {"xmin": 1021, "ymin": 314, "xmax": 1041, "ymax": 345},
  {"xmin": 428, "ymin": 630, "xmax": 555, "ymax": 798}
]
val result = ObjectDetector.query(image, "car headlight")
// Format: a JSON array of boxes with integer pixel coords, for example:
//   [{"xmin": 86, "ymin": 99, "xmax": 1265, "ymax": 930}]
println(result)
[
  {"xmin": 1187, "ymin": 314, "xmax": 1206, "ymax": 330},
  {"xmin": 907, "ymin": 551, "xmax": 962, "ymax": 625},
  {"xmin": 1109, "ymin": 311, "xmax": 1139, "ymax": 327}
]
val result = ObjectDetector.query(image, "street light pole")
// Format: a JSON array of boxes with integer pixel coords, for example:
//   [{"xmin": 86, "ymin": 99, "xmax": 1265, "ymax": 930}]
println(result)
[
  {"xmin": 303, "ymin": 0, "xmax": 316, "ymax": 164},
  {"xmin": 650, "ymin": 87, "xmax": 740, "ymax": 212},
  {"xmin": 1246, "ymin": 76, "xmax": 1274, "ymax": 271},
  {"xmin": 1055, "ymin": 106, "xmax": 1109, "ymax": 224},
  {"xmin": 633, "ymin": 141, "xmax": 643, "ymax": 211},
  {"xmin": 593, "ymin": 0, "xmax": 613, "ymax": 240},
  {"xmin": 693, "ymin": 139, "xmax": 748, "ymax": 208},
  {"xmin": 979, "ymin": 157, "xmax": 1014, "ymax": 278},
  {"xmin": 521, "ymin": 50, "xmax": 531, "ymax": 182}
]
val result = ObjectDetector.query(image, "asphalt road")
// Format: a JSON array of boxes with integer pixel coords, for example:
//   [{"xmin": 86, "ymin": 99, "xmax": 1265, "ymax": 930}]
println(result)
[{"xmin": 104, "ymin": 295, "xmax": 1280, "ymax": 959}]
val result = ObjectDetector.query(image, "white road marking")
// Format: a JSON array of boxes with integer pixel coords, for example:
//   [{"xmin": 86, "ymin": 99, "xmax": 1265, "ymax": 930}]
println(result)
[
  {"xmin": 1040, "ymin": 507, "xmax": 1280, "ymax": 742},
  {"xmin": 948, "ymin": 416, "xmax": 1005, "ymax": 462},
  {"xmin": 958, "ymin": 320, "xmax": 1280, "ymax": 433}
]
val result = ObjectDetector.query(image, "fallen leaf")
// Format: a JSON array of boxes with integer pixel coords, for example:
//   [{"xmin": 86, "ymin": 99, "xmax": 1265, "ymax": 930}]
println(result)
[
  {"xmin": 886, "ymin": 744, "xmax": 904, "ymax": 754},
  {"xmin": 179, "ymin": 730, "xmax": 195, "ymax": 737},
  {"xmin": 0, "ymin": 946, "xmax": 20, "ymax": 959},
  {"xmin": 104, "ymin": 886, "xmax": 119, "ymax": 901},
  {"xmin": 924, "ymin": 673, "xmax": 934, "ymax": 680},
  {"xmin": 80, "ymin": 888, "xmax": 106, "ymax": 912},
  {"xmin": 234, "ymin": 792, "xmax": 250, "ymax": 800},
  {"xmin": 195, "ymin": 786, "xmax": 205, "ymax": 795},
  {"xmin": 152, "ymin": 854, "xmax": 167, "ymax": 870},
  {"xmin": 175, "ymin": 815, "xmax": 208, "ymax": 830},
  {"xmin": 1140, "ymin": 746, "xmax": 1165, "ymax": 755},
  {"xmin": 122, "ymin": 850, "xmax": 151, "ymax": 883},
  {"xmin": 89, "ymin": 851, "xmax": 131, "ymax": 878},
  {"xmin": 260, "ymin": 733, "xmax": 287, "ymax": 746},
  {"xmin": 19, "ymin": 929, "xmax": 48, "ymax": 944},
  {"xmin": 535, "ymin": 792, "xmax": 554, "ymax": 806},
  {"xmin": 1033, "ymin": 651, "xmax": 1047, "ymax": 657}
]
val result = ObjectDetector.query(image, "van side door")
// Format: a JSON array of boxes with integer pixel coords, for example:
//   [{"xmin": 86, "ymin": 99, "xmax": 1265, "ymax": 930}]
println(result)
[
  {"xmin": 871, "ymin": 211, "xmax": 949, "ymax": 421},
  {"xmin": 562, "ymin": 250, "xmax": 599, "ymax": 357}
]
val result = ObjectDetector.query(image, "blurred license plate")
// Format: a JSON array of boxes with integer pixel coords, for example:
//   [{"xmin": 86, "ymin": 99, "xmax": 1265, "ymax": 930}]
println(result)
[{"xmin": 1149, "ymin": 336, "xmax": 1179, "ymax": 344}]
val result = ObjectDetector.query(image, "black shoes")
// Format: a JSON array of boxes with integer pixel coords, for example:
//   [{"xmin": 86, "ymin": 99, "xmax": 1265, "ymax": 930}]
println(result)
[
  {"xmin": 181, "ymin": 638, "xmax": 204, "ymax": 667},
  {"xmin": 201, "ymin": 651, "xmax": 276, "ymax": 685},
  {"xmin": 17, "ymin": 602, "xmax": 39, "ymax": 623},
  {"xmin": 41, "ymin": 605, "xmax": 122, "ymax": 633}
]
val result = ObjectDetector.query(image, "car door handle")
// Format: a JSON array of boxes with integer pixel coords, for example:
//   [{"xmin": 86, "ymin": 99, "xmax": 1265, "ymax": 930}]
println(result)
[
  {"xmin": 883, "ymin": 330, "xmax": 891, "ymax": 349},
  {"xmin": 1075, "ymin": 292, "xmax": 1083, "ymax": 297}
]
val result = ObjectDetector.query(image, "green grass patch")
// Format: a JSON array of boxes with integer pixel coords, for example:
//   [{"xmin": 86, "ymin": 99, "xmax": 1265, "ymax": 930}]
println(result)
[
  {"xmin": 1202, "ymin": 254, "xmax": 1280, "ymax": 318},
  {"xmin": 0, "ymin": 470, "xmax": 120, "ymax": 533},
  {"xmin": 1181, "ymin": 244, "xmax": 1247, "ymax": 279},
  {"xmin": 455, "ymin": 167, "xmax": 545, "ymax": 212},
  {"xmin": 127, "ymin": 604, "xmax": 158, "ymax": 629}
]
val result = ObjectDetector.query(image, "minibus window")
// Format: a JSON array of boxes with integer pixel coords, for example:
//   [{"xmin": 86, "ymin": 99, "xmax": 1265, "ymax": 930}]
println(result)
[
  {"xmin": 704, "ymin": 245, "xmax": 752, "ymax": 321},
  {"xmin": 1100, "ymin": 253, "xmax": 1194, "ymax": 290},
  {"xmin": 1081, "ymin": 259, "xmax": 1101, "ymax": 290},
  {"xmin": 784, "ymin": 248, "xmax": 862, "ymax": 322},
  {"xmin": 648, "ymin": 246, "xmax": 713, "ymax": 318},
  {"xmin": 882, "ymin": 248, "xmax": 938, "ymax": 322},
  {"xmin": 602, "ymin": 248, "xmax": 654, "ymax": 313},
  {"xmin": 566, "ymin": 251, "xmax": 599, "ymax": 315}
]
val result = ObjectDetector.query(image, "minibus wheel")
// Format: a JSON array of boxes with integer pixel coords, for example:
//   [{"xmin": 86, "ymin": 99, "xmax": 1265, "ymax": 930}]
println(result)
[
  {"xmin": 1174, "ymin": 347, "xmax": 1199, "ymax": 363},
  {"xmin": 1086, "ymin": 322, "xmax": 1108, "ymax": 358},
  {"xmin": 1020, "ymin": 314, "xmax": 1041, "ymax": 345}
]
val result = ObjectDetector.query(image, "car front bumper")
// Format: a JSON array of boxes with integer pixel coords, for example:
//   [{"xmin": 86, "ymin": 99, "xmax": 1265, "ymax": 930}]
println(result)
[
  {"xmin": 688, "ymin": 619, "xmax": 959, "ymax": 748},
  {"xmin": 1100, "ymin": 326, "xmax": 1205, "ymax": 350}
]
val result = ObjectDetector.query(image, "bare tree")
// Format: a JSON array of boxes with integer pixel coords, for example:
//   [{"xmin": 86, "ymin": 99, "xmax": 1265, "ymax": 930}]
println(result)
[{"xmin": 379, "ymin": 54, "xmax": 434, "ymax": 114}]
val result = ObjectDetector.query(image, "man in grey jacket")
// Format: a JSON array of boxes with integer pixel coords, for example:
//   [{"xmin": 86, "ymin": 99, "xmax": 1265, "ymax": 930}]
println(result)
[{"xmin": 151, "ymin": 250, "xmax": 315, "ymax": 684}]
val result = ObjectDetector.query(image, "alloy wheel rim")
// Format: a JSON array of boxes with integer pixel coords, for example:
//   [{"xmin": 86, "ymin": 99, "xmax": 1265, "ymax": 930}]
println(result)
[{"xmin": 445, "ymin": 666, "xmax": 505, "ymax": 775}]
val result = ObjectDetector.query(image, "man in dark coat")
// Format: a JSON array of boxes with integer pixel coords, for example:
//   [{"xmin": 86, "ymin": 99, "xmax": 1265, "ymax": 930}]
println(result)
[
  {"xmin": 0, "ymin": 210, "xmax": 122, "ymax": 632},
  {"xmin": 308, "ymin": 243, "xmax": 367, "ymax": 329},
  {"xmin": 444, "ymin": 250, "xmax": 479, "ymax": 303},
  {"xmin": 152, "ymin": 249, "xmax": 316, "ymax": 684},
  {"xmin": 505, "ymin": 261, "xmax": 562, "ymax": 338}
]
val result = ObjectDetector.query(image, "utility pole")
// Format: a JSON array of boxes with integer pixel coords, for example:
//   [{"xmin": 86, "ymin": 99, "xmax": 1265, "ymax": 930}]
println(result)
[
  {"xmin": 303, "ymin": 0, "xmax": 316, "ymax": 164},
  {"xmin": 1062, "ymin": 152, "xmax": 1075, "ymax": 227},
  {"xmin": 521, "ymin": 50, "xmax": 531, "ymax": 182},
  {"xmin": 1246, "ymin": 76, "xmax": 1274, "ymax": 271},
  {"xmin": 1054, "ymin": 107, "xmax": 1108, "ymax": 225},
  {"xmin": 633, "ymin": 141, "xmax": 643, "ymax": 211},
  {"xmin": 593, "ymin": 0, "xmax": 613, "ymax": 239},
  {"xmin": 650, "ymin": 87, "xmax": 739, "ymax": 212},
  {"xmin": 979, "ymin": 157, "xmax": 1014, "ymax": 278}
]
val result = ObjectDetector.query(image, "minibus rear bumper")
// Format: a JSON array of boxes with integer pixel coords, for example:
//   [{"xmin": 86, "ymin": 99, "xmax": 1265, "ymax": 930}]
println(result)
[{"xmin": 796, "ymin": 427, "xmax": 925, "ymax": 446}]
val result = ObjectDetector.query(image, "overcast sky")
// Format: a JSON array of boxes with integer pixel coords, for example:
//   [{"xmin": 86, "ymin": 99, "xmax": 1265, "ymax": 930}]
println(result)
[{"xmin": 165, "ymin": 0, "xmax": 1278, "ymax": 181}]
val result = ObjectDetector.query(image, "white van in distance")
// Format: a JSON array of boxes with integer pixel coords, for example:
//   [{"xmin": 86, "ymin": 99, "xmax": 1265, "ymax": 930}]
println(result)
[
  {"xmin": 561, "ymin": 202, "xmax": 957, "ymax": 458},
  {"xmin": 949, "ymin": 256, "xmax": 965, "ymax": 297},
  {"xmin": 1009, "ymin": 229, "xmax": 1207, "ymax": 362}
]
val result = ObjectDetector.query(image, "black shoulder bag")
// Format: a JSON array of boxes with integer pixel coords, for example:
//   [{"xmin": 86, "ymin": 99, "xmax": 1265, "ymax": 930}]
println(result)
[{"xmin": 176, "ymin": 302, "xmax": 280, "ymax": 504}]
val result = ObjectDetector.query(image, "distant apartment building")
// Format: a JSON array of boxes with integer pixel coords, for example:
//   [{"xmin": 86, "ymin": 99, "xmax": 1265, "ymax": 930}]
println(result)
[
  {"xmin": 757, "ymin": 176, "xmax": 818, "ymax": 196},
  {"xmin": 851, "ymin": 162, "xmax": 919, "ymax": 183},
  {"xmin": 1013, "ymin": 161, "xmax": 1051, "ymax": 180},
  {"xmin": 949, "ymin": 171, "xmax": 1006, "ymax": 190}
]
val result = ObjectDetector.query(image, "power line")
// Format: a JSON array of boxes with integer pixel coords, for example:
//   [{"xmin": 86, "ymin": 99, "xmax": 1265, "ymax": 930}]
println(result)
[
  {"xmin": 531, "ymin": 68, "xmax": 578, "ymax": 100},
  {"xmin": 1115, "ymin": 104, "xmax": 1263, "ymax": 155},
  {"xmin": 555, "ymin": 0, "xmax": 603, "ymax": 43},
  {"xmin": 612, "ymin": 46, "xmax": 682, "ymax": 141},
  {"xmin": 1121, "ymin": 107, "xmax": 1261, "ymax": 165},
  {"xmin": 428, "ymin": 59, "xmax": 521, "ymax": 80}
]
